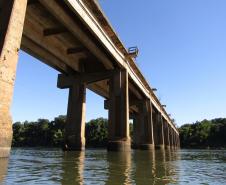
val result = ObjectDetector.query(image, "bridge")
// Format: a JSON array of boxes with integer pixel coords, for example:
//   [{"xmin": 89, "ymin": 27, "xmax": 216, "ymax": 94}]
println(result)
[{"xmin": 0, "ymin": 0, "xmax": 179, "ymax": 157}]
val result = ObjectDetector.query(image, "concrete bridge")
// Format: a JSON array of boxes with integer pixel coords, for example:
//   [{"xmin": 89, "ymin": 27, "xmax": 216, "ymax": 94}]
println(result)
[{"xmin": 0, "ymin": 0, "xmax": 180, "ymax": 157}]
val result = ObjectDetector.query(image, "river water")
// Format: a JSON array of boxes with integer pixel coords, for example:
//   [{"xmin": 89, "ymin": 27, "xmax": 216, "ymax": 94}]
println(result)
[{"xmin": 0, "ymin": 148, "xmax": 225, "ymax": 184}]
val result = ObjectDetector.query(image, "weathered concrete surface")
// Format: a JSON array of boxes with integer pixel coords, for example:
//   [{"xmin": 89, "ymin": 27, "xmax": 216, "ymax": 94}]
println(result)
[
  {"xmin": 163, "ymin": 121, "xmax": 171, "ymax": 149},
  {"xmin": 0, "ymin": 0, "xmax": 27, "ymax": 157},
  {"xmin": 107, "ymin": 70, "xmax": 131, "ymax": 151},
  {"xmin": 133, "ymin": 99, "xmax": 154, "ymax": 150},
  {"xmin": 154, "ymin": 113, "xmax": 165, "ymax": 149},
  {"xmin": 58, "ymin": 75, "xmax": 86, "ymax": 151}
]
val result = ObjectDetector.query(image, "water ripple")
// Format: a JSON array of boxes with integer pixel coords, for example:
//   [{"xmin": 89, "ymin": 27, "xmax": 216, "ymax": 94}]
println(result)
[{"xmin": 0, "ymin": 148, "xmax": 225, "ymax": 184}]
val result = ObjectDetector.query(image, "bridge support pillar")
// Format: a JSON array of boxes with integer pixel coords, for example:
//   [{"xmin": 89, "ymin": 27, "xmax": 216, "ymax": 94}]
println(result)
[
  {"xmin": 153, "ymin": 113, "xmax": 165, "ymax": 149},
  {"xmin": 107, "ymin": 69, "xmax": 131, "ymax": 151},
  {"xmin": 132, "ymin": 99, "xmax": 154, "ymax": 150},
  {"xmin": 0, "ymin": 0, "xmax": 27, "ymax": 158},
  {"xmin": 132, "ymin": 113, "xmax": 141, "ymax": 149},
  {"xmin": 58, "ymin": 75, "xmax": 86, "ymax": 151},
  {"xmin": 164, "ymin": 122, "xmax": 171, "ymax": 149},
  {"xmin": 174, "ymin": 131, "xmax": 177, "ymax": 149},
  {"xmin": 175, "ymin": 133, "xmax": 178, "ymax": 148},
  {"xmin": 178, "ymin": 134, "xmax": 180, "ymax": 148},
  {"xmin": 170, "ymin": 127, "xmax": 175, "ymax": 149},
  {"xmin": 175, "ymin": 131, "xmax": 178, "ymax": 149},
  {"xmin": 175, "ymin": 134, "xmax": 178, "ymax": 148}
]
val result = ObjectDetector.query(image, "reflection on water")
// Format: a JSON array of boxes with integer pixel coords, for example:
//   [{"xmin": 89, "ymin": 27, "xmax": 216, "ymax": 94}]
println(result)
[
  {"xmin": 0, "ymin": 158, "xmax": 9, "ymax": 183},
  {"xmin": 0, "ymin": 148, "xmax": 225, "ymax": 184},
  {"xmin": 61, "ymin": 151, "xmax": 85, "ymax": 185},
  {"xmin": 106, "ymin": 152, "xmax": 132, "ymax": 185}
]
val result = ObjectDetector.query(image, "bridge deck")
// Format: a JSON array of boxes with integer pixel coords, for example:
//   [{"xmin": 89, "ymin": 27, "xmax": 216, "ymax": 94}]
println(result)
[{"xmin": 21, "ymin": 0, "xmax": 178, "ymax": 134}]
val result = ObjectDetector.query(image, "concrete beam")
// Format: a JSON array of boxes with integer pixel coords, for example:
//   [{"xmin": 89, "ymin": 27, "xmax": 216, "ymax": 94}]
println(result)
[
  {"xmin": 43, "ymin": 27, "xmax": 68, "ymax": 36},
  {"xmin": 23, "ymin": 15, "xmax": 80, "ymax": 71},
  {"xmin": 57, "ymin": 70, "xmax": 115, "ymax": 89},
  {"xmin": 39, "ymin": 0, "xmax": 114, "ymax": 70},
  {"xmin": 67, "ymin": 47, "xmax": 87, "ymax": 55},
  {"xmin": 21, "ymin": 36, "xmax": 70, "ymax": 73}
]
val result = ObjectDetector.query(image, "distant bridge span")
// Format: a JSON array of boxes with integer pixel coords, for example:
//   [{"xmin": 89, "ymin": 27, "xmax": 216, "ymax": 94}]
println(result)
[{"xmin": 0, "ymin": 0, "xmax": 179, "ymax": 157}]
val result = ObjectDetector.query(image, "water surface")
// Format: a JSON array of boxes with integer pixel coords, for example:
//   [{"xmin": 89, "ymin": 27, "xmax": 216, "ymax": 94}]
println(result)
[{"xmin": 0, "ymin": 148, "xmax": 225, "ymax": 184}]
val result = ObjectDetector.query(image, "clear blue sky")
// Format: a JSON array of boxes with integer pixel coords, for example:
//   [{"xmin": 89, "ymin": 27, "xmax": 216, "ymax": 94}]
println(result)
[{"xmin": 12, "ymin": 0, "xmax": 226, "ymax": 126}]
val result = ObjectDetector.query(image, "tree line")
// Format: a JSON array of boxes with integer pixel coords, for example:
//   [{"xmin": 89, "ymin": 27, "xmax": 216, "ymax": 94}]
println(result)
[
  {"xmin": 13, "ymin": 116, "xmax": 109, "ymax": 147},
  {"xmin": 13, "ymin": 116, "xmax": 226, "ymax": 148},
  {"xmin": 179, "ymin": 118, "xmax": 226, "ymax": 148},
  {"xmin": 13, "ymin": 116, "xmax": 133, "ymax": 148}
]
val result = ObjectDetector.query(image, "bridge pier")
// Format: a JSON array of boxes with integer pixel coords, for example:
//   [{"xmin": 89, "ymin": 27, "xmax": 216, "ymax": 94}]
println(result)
[
  {"xmin": 170, "ymin": 127, "xmax": 176, "ymax": 149},
  {"xmin": 139, "ymin": 100, "xmax": 154, "ymax": 150},
  {"xmin": 164, "ymin": 121, "xmax": 171, "ymax": 149},
  {"xmin": 107, "ymin": 69, "xmax": 131, "ymax": 151},
  {"xmin": 0, "ymin": 0, "xmax": 27, "ymax": 157},
  {"xmin": 58, "ymin": 75, "xmax": 86, "ymax": 151},
  {"xmin": 132, "ymin": 99, "xmax": 154, "ymax": 150},
  {"xmin": 174, "ymin": 131, "xmax": 177, "ymax": 149},
  {"xmin": 178, "ymin": 134, "xmax": 180, "ymax": 147},
  {"xmin": 153, "ymin": 112, "xmax": 165, "ymax": 149},
  {"xmin": 175, "ymin": 133, "xmax": 178, "ymax": 148},
  {"xmin": 175, "ymin": 132, "xmax": 180, "ymax": 149}
]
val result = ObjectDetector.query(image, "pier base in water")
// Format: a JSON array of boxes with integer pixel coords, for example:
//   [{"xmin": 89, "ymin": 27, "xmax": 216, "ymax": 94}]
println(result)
[{"xmin": 107, "ymin": 140, "xmax": 131, "ymax": 151}]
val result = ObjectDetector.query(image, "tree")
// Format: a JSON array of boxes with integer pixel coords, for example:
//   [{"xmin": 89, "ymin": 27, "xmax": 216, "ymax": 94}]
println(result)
[{"xmin": 179, "ymin": 118, "xmax": 226, "ymax": 148}]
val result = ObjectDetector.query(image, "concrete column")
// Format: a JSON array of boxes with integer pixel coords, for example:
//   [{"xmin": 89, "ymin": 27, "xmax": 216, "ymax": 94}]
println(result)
[
  {"xmin": 175, "ymin": 132, "xmax": 177, "ymax": 148},
  {"xmin": 164, "ymin": 122, "xmax": 170, "ymax": 149},
  {"xmin": 139, "ymin": 99, "xmax": 154, "ymax": 150},
  {"xmin": 0, "ymin": 0, "xmax": 27, "ymax": 157},
  {"xmin": 156, "ymin": 113, "xmax": 165, "ymax": 149},
  {"xmin": 153, "ymin": 111, "xmax": 164, "ymax": 149},
  {"xmin": 108, "ymin": 69, "xmax": 130, "ymax": 151},
  {"xmin": 65, "ymin": 83, "xmax": 86, "ymax": 151},
  {"xmin": 176, "ymin": 133, "xmax": 180, "ymax": 149},
  {"xmin": 57, "ymin": 74, "xmax": 86, "ymax": 151},
  {"xmin": 159, "ymin": 114, "xmax": 165, "ymax": 149},
  {"xmin": 152, "ymin": 111, "xmax": 159, "ymax": 147},
  {"xmin": 171, "ymin": 127, "xmax": 175, "ymax": 149},
  {"xmin": 178, "ymin": 134, "xmax": 180, "ymax": 148},
  {"xmin": 64, "ymin": 84, "xmax": 86, "ymax": 150},
  {"xmin": 175, "ymin": 133, "xmax": 178, "ymax": 148},
  {"xmin": 174, "ymin": 132, "xmax": 177, "ymax": 148},
  {"xmin": 133, "ymin": 99, "xmax": 154, "ymax": 150},
  {"xmin": 169, "ymin": 127, "xmax": 173, "ymax": 149},
  {"xmin": 132, "ymin": 113, "xmax": 141, "ymax": 149},
  {"xmin": 172, "ymin": 131, "xmax": 175, "ymax": 149}
]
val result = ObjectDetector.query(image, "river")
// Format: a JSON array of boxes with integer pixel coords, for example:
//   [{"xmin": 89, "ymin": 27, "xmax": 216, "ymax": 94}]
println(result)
[{"xmin": 0, "ymin": 148, "xmax": 225, "ymax": 184}]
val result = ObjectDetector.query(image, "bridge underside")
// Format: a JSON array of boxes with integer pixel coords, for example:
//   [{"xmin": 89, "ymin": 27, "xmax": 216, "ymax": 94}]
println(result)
[{"xmin": 0, "ymin": 0, "xmax": 180, "ymax": 157}]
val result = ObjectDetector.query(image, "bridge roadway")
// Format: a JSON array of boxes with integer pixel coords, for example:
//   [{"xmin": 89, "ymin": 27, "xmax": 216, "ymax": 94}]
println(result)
[{"xmin": 0, "ymin": 0, "xmax": 180, "ymax": 157}]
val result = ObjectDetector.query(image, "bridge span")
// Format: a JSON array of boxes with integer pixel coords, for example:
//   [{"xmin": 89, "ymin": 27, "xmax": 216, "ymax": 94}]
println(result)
[{"xmin": 0, "ymin": 0, "xmax": 179, "ymax": 157}]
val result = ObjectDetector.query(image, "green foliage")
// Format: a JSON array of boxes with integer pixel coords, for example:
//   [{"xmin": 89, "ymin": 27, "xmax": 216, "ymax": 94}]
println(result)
[
  {"xmin": 179, "ymin": 118, "xmax": 226, "ymax": 148},
  {"xmin": 85, "ymin": 117, "xmax": 108, "ymax": 147},
  {"xmin": 12, "ymin": 116, "xmax": 66, "ymax": 147},
  {"xmin": 12, "ymin": 116, "xmax": 110, "ymax": 148}
]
